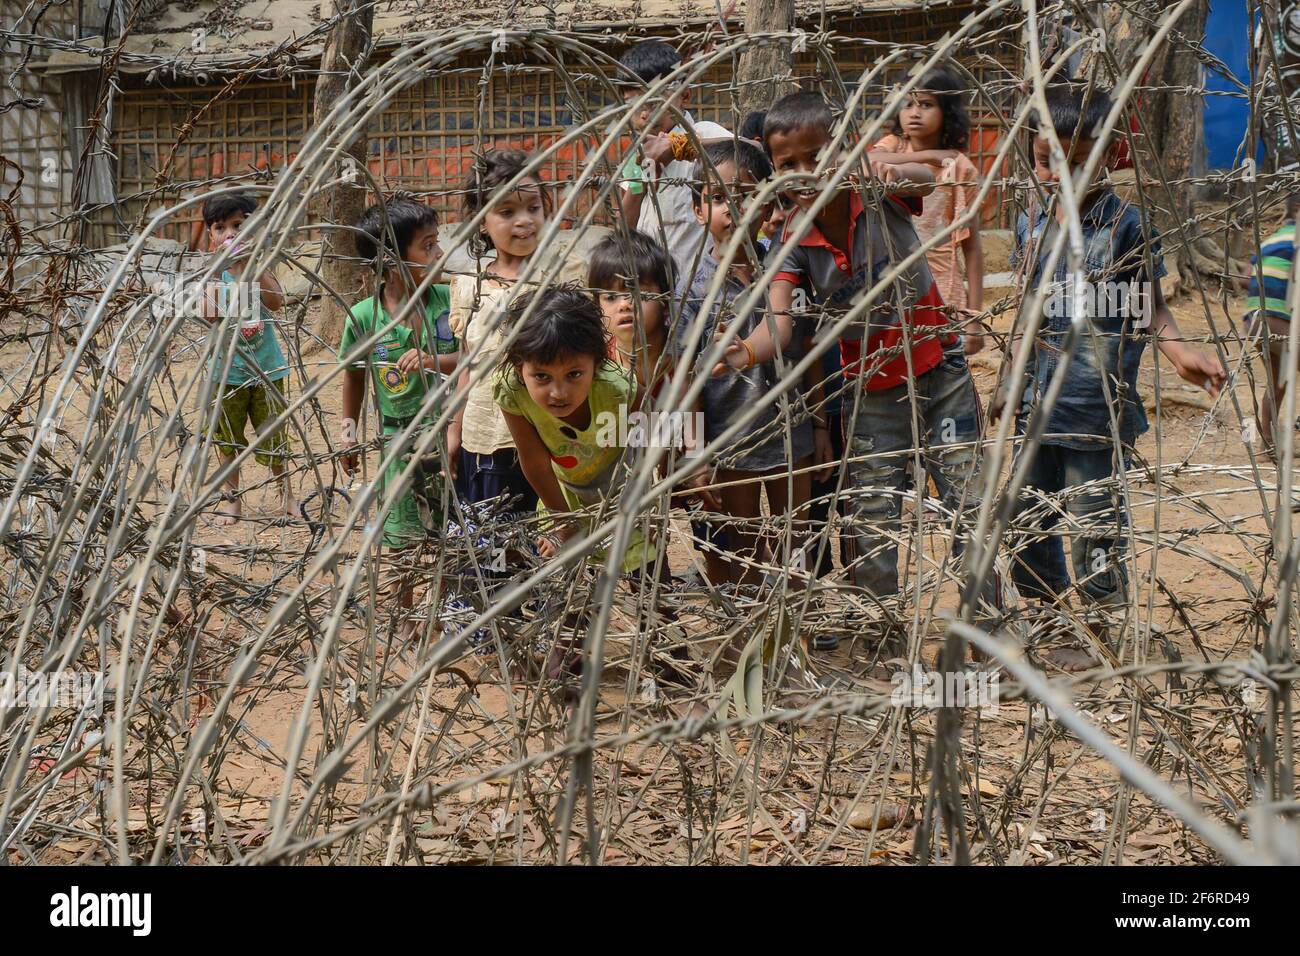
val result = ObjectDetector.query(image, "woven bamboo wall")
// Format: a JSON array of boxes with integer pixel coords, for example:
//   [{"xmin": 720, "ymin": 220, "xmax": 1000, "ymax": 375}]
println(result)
[
  {"xmin": 109, "ymin": 8, "xmax": 1020, "ymax": 246},
  {"xmin": 2, "ymin": 11, "xmax": 78, "ymax": 241}
]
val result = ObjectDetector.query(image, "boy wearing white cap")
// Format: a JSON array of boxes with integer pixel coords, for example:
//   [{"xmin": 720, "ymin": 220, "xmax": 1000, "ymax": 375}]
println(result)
[{"xmin": 616, "ymin": 40, "xmax": 732, "ymax": 281}]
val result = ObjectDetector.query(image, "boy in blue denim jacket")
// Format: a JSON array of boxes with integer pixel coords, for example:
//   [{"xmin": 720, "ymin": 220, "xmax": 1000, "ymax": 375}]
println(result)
[{"xmin": 1004, "ymin": 87, "xmax": 1225, "ymax": 633}]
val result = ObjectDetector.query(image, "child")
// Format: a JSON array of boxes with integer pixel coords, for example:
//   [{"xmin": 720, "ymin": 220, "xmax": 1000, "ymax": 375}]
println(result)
[
  {"xmin": 756, "ymin": 187, "xmax": 849, "ymax": 601},
  {"xmin": 675, "ymin": 138, "xmax": 832, "ymax": 588},
  {"xmin": 749, "ymin": 91, "xmax": 1001, "ymax": 633},
  {"xmin": 871, "ymin": 65, "xmax": 986, "ymax": 354},
  {"xmin": 1244, "ymin": 191, "xmax": 1300, "ymax": 460},
  {"xmin": 1005, "ymin": 86, "xmax": 1225, "ymax": 648},
  {"xmin": 448, "ymin": 149, "xmax": 574, "ymax": 519},
  {"xmin": 615, "ymin": 39, "xmax": 731, "ymax": 282},
  {"xmin": 588, "ymin": 229, "xmax": 674, "ymax": 405},
  {"xmin": 493, "ymin": 286, "xmax": 642, "ymax": 563},
  {"xmin": 739, "ymin": 111, "xmax": 766, "ymax": 143},
  {"xmin": 201, "ymin": 193, "xmax": 295, "ymax": 526},
  {"xmin": 338, "ymin": 197, "xmax": 457, "ymax": 563},
  {"xmin": 495, "ymin": 286, "xmax": 700, "ymax": 690}
]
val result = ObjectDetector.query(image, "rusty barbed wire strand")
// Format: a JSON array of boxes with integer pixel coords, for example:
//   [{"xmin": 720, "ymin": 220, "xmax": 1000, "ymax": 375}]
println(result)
[{"xmin": 0, "ymin": 0, "xmax": 1297, "ymax": 866}]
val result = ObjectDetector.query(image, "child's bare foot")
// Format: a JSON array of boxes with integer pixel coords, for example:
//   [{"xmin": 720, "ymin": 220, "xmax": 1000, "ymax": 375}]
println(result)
[
  {"xmin": 280, "ymin": 489, "xmax": 299, "ymax": 521},
  {"xmin": 216, "ymin": 498, "xmax": 242, "ymax": 526}
]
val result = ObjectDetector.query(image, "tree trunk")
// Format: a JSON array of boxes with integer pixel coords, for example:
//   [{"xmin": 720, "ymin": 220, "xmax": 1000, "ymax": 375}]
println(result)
[
  {"xmin": 735, "ymin": 0, "xmax": 796, "ymax": 119},
  {"xmin": 1091, "ymin": 0, "xmax": 1211, "ymax": 286},
  {"xmin": 310, "ymin": 0, "xmax": 374, "ymax": 348}
]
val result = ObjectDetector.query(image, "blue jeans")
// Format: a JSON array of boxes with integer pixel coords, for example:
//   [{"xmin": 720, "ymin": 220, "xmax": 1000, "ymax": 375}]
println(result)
[
  {"xmin": 1010, "ymin": 441, "xmax": 1128, "ymax": 608},
  {"xmin": 842, "ymin": 353, "xmax": 999, "ymax": 615}
]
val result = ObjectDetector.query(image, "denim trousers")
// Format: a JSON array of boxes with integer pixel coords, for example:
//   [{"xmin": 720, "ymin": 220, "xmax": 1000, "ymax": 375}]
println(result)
[
  {"xmin": 842, "ymin": 352, "xmax": 999, "ymax": 615},
  {"xmin": 1009, "ymin": 441, "xmax": 1128, "ymax": 608}
]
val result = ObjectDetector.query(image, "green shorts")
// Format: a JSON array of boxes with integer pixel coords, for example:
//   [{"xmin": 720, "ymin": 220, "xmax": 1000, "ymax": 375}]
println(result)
[
  {"xmin": 380, "ymin": 421, "xmax": 446, "ymax": 550},
  {"xmin": 209, "ymin": 378, "xmax": 291, "ymax": 467}
]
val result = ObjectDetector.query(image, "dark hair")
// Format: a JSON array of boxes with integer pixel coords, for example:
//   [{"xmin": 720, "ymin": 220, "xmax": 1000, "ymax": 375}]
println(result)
[
  {"xmin": 354, "ymin": 197, "xmax": 439, "ymax": 269},
  {"xmin": 1288, "ymin": 192, "xmax": 1300, "ymax": 218},
  {"xmin": 763, "ymin": 92, "xmax": 834, "ymax": 150},
  {"xmin": 618, "ymin": 40, "xmax": 682, "ymax": 84},
  {"xmin": 890, "ymin": 65, "xmax": 971, "ymax": 151},
  {"xmin": 461, "ymin": 149, "xmax": 546, "ymax": 252},
  {"xmin": 739, "ymin": 110, "xmax": 766, "ymax": 141},
  {"xmin": 589, "ymin": 231, "xmax": 674, "ymax": 297},
  {"xmin": 202, "ymin": 193, "xmax": 258, "ymax": 227},
  {"xmin": 503, "ymin": 286, "xmax": 610, "ymax": 373},
  {"xmin": 1030, "ymin": 85, "xmax": 1115, "ymax": 143},
  {"xmin": 690, "ymin": 139, "xmax": 773, "ymax": 202}
]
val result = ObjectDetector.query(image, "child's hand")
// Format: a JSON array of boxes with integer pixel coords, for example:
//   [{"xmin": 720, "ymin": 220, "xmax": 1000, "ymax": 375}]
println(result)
[
  {"xmin": 679, "ymin": 468, "xmax": 720, "ymax": 511},
  {"xmin": 870, "ymin": 159, "xmax": 899, "ymax": 185},
  {"xmin": 340, "ymin": 438, "xmax": 359, "ymax": 475},
  {"xmin": 642, "ymin": 131, "xmax": 674, "ymax": 168},
  {"xmin": 340, "ymin": 417, "xmax": 359, "ymax": 474},
  {"xmin": 709, "ymin": 320, "xmax": 751, "ymax": 377},
  {"xmin": 813, "ymin": 426, "xmax": 835, "ymax": 481},
  {"xmin": 988, "ymin": 388, "xmax": 1008, "ymax": 425},
  {"xmin": 1168, "ymin": 343, "xmax": 1227, "ymax": 398},
  {"xmin": 537, "ymin": 521, "xmax": 578, "ymax": 559},
  {"xmin": 397, "ymin": 348, "xmax": 429, "ymax": 375}
]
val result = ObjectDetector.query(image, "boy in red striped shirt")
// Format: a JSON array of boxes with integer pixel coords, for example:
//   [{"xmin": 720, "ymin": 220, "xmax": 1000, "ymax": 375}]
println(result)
[{"xmin": 717, "ymin": 91, "xmax": 999, "ymax": 637}]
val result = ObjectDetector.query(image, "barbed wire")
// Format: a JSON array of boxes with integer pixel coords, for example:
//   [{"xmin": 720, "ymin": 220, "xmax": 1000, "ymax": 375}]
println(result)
[{"xmin": 1, "ymin": 1, "xmax": 1298, "ymax": 866}]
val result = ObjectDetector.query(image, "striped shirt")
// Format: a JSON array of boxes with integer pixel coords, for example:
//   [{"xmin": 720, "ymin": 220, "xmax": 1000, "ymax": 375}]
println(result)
[
  {"xmin": 1247, "ymin": 222, "xmax": 1296, "ymax": 320},
  {"xmin": 769, "ymin": 190, "xmax": 951, "ymax": 393}
]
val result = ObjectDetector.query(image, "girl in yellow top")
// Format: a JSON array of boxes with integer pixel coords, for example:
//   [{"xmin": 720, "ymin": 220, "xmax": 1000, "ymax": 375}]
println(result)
[
  {"xmin": 495, "ymin": 285, "xmax": 699, "ymax": 691},
  {"xmin": 871, "ymin": 64, "xmax": 987, "ymax": 354},
  {"xmin": 492, "ymin": 286, "xmax": 644, "ymax": 569}
]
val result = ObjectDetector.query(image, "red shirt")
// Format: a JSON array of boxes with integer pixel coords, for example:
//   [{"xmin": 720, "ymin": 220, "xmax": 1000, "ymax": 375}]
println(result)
[{"xmin": 771, "ymin": 190, "xmax": 951, "ymax": 392}]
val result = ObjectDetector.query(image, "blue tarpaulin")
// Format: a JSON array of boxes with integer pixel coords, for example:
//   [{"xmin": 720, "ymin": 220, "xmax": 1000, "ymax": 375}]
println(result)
[{"xmin": 1204, "ymin": 1, "xmax": 1256, "ymax": 169}]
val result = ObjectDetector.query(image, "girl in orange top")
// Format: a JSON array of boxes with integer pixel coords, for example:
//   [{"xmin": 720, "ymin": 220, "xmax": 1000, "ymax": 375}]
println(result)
[{"xmin": 872, "ymin": 65, "xmax": 986, "ymax": 354}]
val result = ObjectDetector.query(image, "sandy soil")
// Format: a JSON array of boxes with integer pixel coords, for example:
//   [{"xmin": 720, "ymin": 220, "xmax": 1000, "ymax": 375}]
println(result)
[{"xmin": 3, "ymin": 276, "xmax": 1293, "ymax": 866}]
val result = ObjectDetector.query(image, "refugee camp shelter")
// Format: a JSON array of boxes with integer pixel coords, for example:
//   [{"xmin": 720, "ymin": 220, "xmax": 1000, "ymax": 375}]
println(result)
[{"xmin": 11, "ymin": 0, "xmax": 1022, "ymax": 248}]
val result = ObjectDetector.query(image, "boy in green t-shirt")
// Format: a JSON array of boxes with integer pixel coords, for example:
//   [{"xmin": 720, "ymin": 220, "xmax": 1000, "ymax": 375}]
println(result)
[
  {"xmin": 201, "ymin": 194, "xmax": 296, "ymax": 526},
  {"xmin": 339, "ymin": 198, "xmax": 458, "ymax": 563}
]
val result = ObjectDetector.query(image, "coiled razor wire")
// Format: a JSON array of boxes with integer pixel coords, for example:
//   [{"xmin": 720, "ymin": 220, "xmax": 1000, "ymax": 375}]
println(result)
[{"xmin": 0, "ymin": 2, "xmax": 1298, "ymax": 865}]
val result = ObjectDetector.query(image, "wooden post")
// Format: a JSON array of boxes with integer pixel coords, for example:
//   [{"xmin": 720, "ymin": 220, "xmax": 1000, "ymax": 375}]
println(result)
[
  {"xmin": 310, "ymin": 0, "xmax": 374, "ymax": 348},
  {"xmin": 735, "ymin": 0, "xmax": 796, "ymax": 119},
  {"xmin": 1093, "ymin": 0, "xmax": 1211, "ymax": 286}
]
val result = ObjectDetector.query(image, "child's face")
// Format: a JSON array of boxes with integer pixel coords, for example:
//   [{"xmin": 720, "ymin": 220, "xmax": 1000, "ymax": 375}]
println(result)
[
  {"xmin": 1032, "ymin": 131, "xmax": 1107, "ymax": 194},
  {"xmin": 482, "ymin": 181, "xmax": 545, "ymax": 259},
  {"xmin": 623, "ymin": 86, "xmax": 688, "ymax": 134},
  {"xmin": 693, "ymin": 160, "xmax": 770, "ymax": 248},
  {"xmin": 397, "ymin": 222, "xmax": 443, "ymax": 283},
  {"xmin": 207, "ymin": 212, "xmax": 247, "ymax": 252},
  {"xmin": 899, "ymin": 92, "xmax": 943, "ymax": 143},
  {"xmin": 598, "ymin": 282, "xmax": 666, "ymax": 342},
  {"xmin": 521, "ymin": 352, "xmax": 596, "ymax": 421},
  {"xmin": 761, "ymin": 194, "xmax": 795, "ymax": 241},
  {"xmin": 767, "ymin": 124, "xmax": 832, "ymax": 212}
]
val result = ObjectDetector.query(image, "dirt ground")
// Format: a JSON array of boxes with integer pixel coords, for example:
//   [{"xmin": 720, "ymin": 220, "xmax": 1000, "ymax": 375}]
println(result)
[{"xmin": 4, "ymin": 276, "xmax": 1293, "ymax": 866}]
